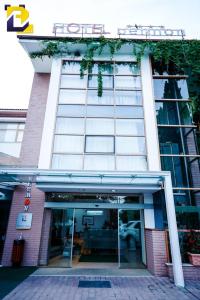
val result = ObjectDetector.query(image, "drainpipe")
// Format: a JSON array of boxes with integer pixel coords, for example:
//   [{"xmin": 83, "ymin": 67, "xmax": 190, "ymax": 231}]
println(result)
[{"xmin": 164, "ymin": 174, "xmax": 184, "ymax": 287}]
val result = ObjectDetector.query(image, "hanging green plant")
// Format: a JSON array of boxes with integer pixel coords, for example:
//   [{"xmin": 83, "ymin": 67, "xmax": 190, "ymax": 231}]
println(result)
[{"xmin": 30, "ymin": 37, "xmax": 200, "ymax": 117}]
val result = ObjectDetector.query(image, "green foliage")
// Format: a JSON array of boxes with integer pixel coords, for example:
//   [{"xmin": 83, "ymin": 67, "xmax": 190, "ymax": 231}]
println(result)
[{"xmin": 30, "ymin": 38, "xmax": 200, "ymax": 116}]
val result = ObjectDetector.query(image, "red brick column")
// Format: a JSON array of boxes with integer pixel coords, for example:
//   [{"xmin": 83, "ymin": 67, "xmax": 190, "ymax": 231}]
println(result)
[
  {"xmin": 38, "ymin": 209, "xmax": 52, "ymax": 265},
  {"xmin": 145, "ymin": 229, "xmax": 168, "ymax": 276},
  {"xmin": 2, "ymin": 185, "xmax": 45, "ymax": 266}
]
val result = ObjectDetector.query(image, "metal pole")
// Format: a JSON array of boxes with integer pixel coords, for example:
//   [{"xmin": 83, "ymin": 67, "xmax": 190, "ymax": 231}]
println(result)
[{"xmin": 164, "ymin": 174, "xmax": 184, "ymax": 287}]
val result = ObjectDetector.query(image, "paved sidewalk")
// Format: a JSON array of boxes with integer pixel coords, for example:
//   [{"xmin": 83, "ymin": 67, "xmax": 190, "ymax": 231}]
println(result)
[{"xmin": 2, "ymin": 275, "xmax": 200, "ymax": 300}]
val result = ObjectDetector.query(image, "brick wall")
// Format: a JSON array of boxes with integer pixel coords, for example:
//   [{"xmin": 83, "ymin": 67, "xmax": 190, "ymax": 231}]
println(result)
[
  {"xmin": 2, "ymin": 185, "xmax": 45, "ymax": 266},
  {"xmin": 167, "ymin": 264, "xmax": 200, "ymax": 280},
  {"xmin": 2, "ymin": 73, "xmax": 50, "ymax": 266},
  {"xmin": 145, "ymin": 229, "xmax": 168, "ymax": 276},
  {"xmin": 38, "ymin": 209, "xmax": 52, "ymax": 265},
  {"xmin": 19, "ymin": 73, "xmax": 50, "ymax": 167}
]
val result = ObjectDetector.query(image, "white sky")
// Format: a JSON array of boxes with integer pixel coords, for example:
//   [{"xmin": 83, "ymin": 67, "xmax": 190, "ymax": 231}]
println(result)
[{"xmin": 0, "ymin": 0, "xmax": 200, "ymax": 109}]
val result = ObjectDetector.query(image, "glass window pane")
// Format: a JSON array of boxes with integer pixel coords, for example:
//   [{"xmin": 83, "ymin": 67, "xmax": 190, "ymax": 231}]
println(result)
[
  {"xmin": 0, "ymin": 123, "xmax": 17, "ymax": 129},
  {"xmin": 0, "ymin": 130, "xmax": 16, "ymax": 142},
  {"xmin": 86, "ymin": 119, "xmax": 114, "ymax": 135},
  {"xmin": 17, "ymin": 131, "xmax": 23, "ymax": 142},
  {"xmin": 87, "ymin": 105, "xmax": 114, "ymax": 117},
  {"xmin": 115, "ymin": 76, "xmax": 141, "ymax": 89},
  {"xmin": 88, "ymin": 75, "xmax": 113, "ymax": 89},
  {"xmin": 179, "ymin": 102, "xmax": 193, "ymax": 125},
  {"xmin": 161, "ymin": 156, "xmax": 187, "ymax": 187},
  {"xmin": 154, "ymin": 79, "xmax": 189, "ymax": 99},
  {"xmin": 158, "ymin": 127, "xmax": 183, "ymax": 154},
  {"xmin": 115, "ymin": 90, "xmax": 142, "ymax": 105},
  {"xmin": 60, "ymin": 75, "xmax": 87, "ymax": 88},
  {"xmin": 55, "ymin": 118, "xmax": 84, "ymax": 134},
  {"xmin": 114, "ymin": 63, "xmax": 140, "ymax": 75},
  {"xmin": 62, "ymin": 62, "xmax": 81, "ymax": 74},
  {"xmin": 54, "ymin": 135, "xmax": 84, "ymax": 153},
  {"xmin": 116, "ymin": 119, "xmax": 144, "ymax": 135},
  {"xmin": 52, "ymin": 154, "xmax": 83, "ymax": 170},
  {"xmin": 155, "ymin": 102, "xmax": 179, "ymax": 125},
  {"xmin": 116, "ymin": 156, "xmax": 147, "ymax": 171},
  {"xmin": 57, "ymin": 105, "xmax": 86, "ymax": 117},
  {"xmin": 85, "ymin": 136, "xmax": 114, "ymax": 153},
  {"xmin": 116, "ymin": 137, "xmax": 146, "ymax": 154},
  {"xmin": 84, "ymin": 155, "xmax": 115, "ymax": 170},
  {"xmin": 115, "ymin": 106, "xmax": 143, "ymax": 118},
  {"xmin": 59, "ymin": 89, "xmax": 86, "ymax": 104},
  {"xmin": 0, "ymin": 143, "xmax": 21, "ymax": 157},
  {"xmin": 89, "ymin": 63, "xmax": 114, "ymax": 75},
  {"xmin": 19, "ymin": 124, "xmax": 25, "ymax": 129},
  {"xmin": 87, "ymin": 90, "xmax": 114, "ymax": 105}
]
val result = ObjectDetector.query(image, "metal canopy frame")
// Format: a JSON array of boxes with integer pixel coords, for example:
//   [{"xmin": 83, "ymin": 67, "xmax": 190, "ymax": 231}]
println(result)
[{"xmin": 0, "ymin": 167, "xmax": 184, "ymax": 287}]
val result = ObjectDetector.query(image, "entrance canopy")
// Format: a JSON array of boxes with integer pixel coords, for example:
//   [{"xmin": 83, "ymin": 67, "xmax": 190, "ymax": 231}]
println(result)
[{"xmin": 0, "ymin": 168, "xmax": 167, "ymax": 194}]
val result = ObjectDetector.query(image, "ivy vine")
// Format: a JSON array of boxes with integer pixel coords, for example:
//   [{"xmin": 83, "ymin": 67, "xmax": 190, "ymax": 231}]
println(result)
[{"xmin": 30, "ymin": 37, "xmax": 200, "ymax": 118}]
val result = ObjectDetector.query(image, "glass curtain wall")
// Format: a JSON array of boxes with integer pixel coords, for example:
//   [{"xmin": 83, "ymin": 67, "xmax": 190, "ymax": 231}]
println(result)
[
  {"xmin": 51, "ymin": 61, "xmax": 147, "ymax": 171},
  {"xmin": 153, "ymin": 65, "xmax": 200, "ymax": 205}
]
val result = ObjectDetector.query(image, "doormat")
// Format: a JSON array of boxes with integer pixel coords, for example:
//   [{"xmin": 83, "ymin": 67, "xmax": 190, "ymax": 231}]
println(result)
[
  {"xmin": 79, "ymin": 254, "xmax": 127, "ymax": 263},
  {"xmin": 78, "ymin": 280, "xmax": 111, "ymax": 288}
]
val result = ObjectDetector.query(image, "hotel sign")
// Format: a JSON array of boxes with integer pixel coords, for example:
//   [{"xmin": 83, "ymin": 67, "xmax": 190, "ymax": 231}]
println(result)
[
  {"xmin": 53, "ymin": 23, "xmax": 185, "ymax": 38},
  {"xmin": 16, "ymin": 212, "xmax": 32, "ymax": 229}
]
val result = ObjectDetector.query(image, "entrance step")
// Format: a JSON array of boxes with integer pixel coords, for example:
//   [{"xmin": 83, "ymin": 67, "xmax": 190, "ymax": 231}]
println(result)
[{"xmin": 32, "ymin": 267, "xmax": 152, "ymax": 277}]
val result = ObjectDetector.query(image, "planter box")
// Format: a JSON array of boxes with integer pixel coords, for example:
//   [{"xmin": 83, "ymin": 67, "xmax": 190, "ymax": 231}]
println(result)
[{"xmin": 188, "ymin": 253, "xmax": 200, "ymax": 266}]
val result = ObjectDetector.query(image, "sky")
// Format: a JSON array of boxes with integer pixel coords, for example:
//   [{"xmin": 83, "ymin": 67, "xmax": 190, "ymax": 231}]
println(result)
[{"xmin": 0, "ymin": 0, "xmax": 200, "ymax": 109}]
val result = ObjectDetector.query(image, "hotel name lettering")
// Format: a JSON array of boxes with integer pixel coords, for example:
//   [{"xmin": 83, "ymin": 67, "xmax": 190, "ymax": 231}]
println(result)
[{"xmin": 53, "ymin": 23, "xmax": 185, "ymax": 37}]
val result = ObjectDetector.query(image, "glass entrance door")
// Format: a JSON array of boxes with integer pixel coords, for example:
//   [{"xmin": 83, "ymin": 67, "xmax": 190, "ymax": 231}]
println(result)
[
  {"xmin": 49, "ymin": 208, "xmax": 75, "ymax": 267},
  {"xmin": 118, "ymin": 209, "xmax": 144, "ymax": 268}
]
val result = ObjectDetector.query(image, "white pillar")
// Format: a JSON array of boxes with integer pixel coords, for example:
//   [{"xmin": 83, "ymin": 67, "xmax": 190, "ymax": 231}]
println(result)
[
  {"xmin": 164, "ymin": 174, "xmax": 184, "ymax": 287},
  {"xmin": 141, "ymin": 55, "xmax": 161, "ymax": 171},
  {"xmin": 38, "ymin": 58, "xmax": 62, "ymax": 169},
  {"xmin": 144, "ymin": 193, "xmax": 155, "ymax": 229}
]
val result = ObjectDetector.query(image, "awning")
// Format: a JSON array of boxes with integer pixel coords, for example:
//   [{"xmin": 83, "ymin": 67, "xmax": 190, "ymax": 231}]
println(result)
[{"xmin": 0, "ymin": 167, "xmax": 169, "ymax": 194}]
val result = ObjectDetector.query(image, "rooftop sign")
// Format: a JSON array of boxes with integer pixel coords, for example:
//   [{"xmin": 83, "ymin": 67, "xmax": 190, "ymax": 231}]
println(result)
[{"xmin": 53, "ymin": 23, "xmax": 185, "ymax": 38}]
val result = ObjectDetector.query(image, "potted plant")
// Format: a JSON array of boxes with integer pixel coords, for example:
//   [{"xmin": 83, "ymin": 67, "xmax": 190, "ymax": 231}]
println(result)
[{"xmin": 187, "ymin": 230, "xmax": 200, "ymax": 266}]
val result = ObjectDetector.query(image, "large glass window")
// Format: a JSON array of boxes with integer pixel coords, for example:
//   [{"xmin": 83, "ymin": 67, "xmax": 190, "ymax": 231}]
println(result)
[
  {"xmin": 161, "ymin": 156, "xmax": 187, "ymax": 187},
  {"xmin": 85, "ymin": 136, "xmax": 114, "ymax": 153},
  {"xmin": 154, "ymin": 79, "xmax": 189, "ymax": 99},
  {"xmin": 52, "ymin": 60, "xmax": 146, "ymax": 171},
  {"xmin": 0, "ymin": 122, "xmax": 25, "ymax": 158}
]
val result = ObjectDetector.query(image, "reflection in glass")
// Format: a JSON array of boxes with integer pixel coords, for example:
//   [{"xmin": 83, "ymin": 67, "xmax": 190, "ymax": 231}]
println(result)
[
  {"xmin": 156, "ymin": 102, "xmax": 179, "ymax": 125},
  {"xmin": 161, "ymin": 156, "xmax": 187, "ymax": 187},
  {"xmin": 119, "ymin": 210, "xmax": 144, "ymax": 269},
  {"xmin": 49, "ymin": 209, "xmax": 74, "ymax": 267},
  {"xmin": 154, "ymin": 79, "xmax": 189, "ymax": 99},
  {"xmin": 158, "ymin": 127, "xmax": 183, "ymax": 154},
  {"xmin": 62, "ymin": 62, "xmax": 81, "ymax": 74}
]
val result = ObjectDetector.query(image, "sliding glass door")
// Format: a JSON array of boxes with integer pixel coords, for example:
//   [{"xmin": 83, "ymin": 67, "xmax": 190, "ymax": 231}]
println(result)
[
  {"xmin": 49, "ymin": 208, "xmax": 75, "ymax": 267},
  {"xmin": 118, "ymin": 209, "xmax": 144, "ymax": 268}
]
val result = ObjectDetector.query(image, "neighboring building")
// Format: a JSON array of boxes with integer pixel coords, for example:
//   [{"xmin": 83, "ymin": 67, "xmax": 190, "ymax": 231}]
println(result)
[{"xmin": 0, "ymin": 35, "xmax": 200, "ymax": 287}]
